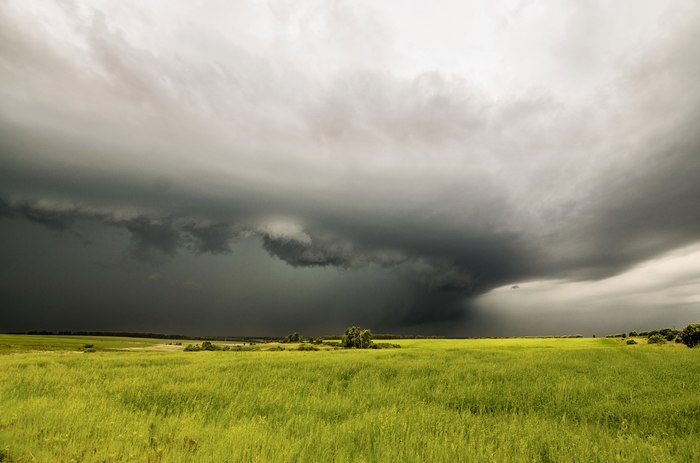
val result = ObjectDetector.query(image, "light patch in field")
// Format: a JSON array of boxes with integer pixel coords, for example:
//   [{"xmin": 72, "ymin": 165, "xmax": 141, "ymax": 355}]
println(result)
[
  {"xmin": 475, "ymin": 242, "xmax": 700, "ymax": 336},
  {"xmin": 116, "ymin": 344, "xmax": 186, "ymax": 352}
]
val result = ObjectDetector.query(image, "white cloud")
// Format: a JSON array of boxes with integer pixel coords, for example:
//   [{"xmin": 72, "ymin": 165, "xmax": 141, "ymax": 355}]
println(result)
[{"xmin": 476, "ymin": 242, "xmax": 700, "ymax": 334}]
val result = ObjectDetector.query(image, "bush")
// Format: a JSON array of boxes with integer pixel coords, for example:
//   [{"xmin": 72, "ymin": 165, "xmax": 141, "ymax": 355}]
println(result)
[
  {"xmin": 297, "ymin": 344, "xmax": 319, "ymax": 351},
  {"xmin": 645, "ymin": 328, "xmax": 680, "ymax": 340},
  {"xmin": 184, "ymin": 344, "xmax": 200, "ymax": 352},
  {"xmin": 647, "ymin": 334, "xmax": 666, "ymax": 345},
  {"xmin": 628, "ymin": 331, "xmax": 638, "ymax": 337},
  {"xmin": 80, "ymin": 343, "xmax": 96, "ymax": 353},
  {"xmin": 626, "ymin": 339, "xmax": 637, "ymax": 345},
  {"xmin": 680, "ymin": 324, "xmax": 700, "ymax": 348},
  {"xmin": 371, "ymin": 343, "xmax": 401, "ymax": 349}
]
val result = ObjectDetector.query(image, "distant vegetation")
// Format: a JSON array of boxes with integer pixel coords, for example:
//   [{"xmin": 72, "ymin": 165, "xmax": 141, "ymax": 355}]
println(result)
[
  {"xmin": 12, "ymin": 330, "xmax": 196, "ymax": 339},
  {"xmin": 280, "ymin": 332, "xmax": 302, "ymax": 343},
  {"xmin": 605, "ymin": 324, "xmax": 700, "ymax": 348},
  {"xmin": 179, "ymin": 328, "xmax": 403, "ymax": 353},
  {"xmin": 8, "ymin": 323, "xmax": 700, "ymax": 349},
  {"xmin": 7, "ymin": 330, "xmax": 281, "ymax": 343},
  {"xmin": 184, "ymin": 341, "xmax": 231, "ymax": 352},
  {"xmin": 647, "ymin": 334, "xmax": 666, "ymax": 345}
]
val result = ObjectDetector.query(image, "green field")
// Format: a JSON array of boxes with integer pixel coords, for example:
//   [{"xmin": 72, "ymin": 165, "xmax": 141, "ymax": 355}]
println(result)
[{"xmin": 1, "ymin": 336, "xmax": 699, "ymax": 462}]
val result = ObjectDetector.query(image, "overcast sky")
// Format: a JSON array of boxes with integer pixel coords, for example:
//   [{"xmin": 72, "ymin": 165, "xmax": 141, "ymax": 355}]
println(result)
[{"xmin": 1, "ymin": 1, "xmax": 699, "ymax": 336}]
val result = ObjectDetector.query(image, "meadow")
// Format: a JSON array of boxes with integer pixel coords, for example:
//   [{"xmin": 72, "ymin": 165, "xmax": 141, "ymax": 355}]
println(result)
[{"xmin": 1, "ymin": 335, "xmax": 699, "ymax": 462}]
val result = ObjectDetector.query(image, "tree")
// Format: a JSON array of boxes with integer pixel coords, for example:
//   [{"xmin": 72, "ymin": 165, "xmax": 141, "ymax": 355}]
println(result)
[
  {"xmin": 281, "ymin": 332, "xmax": 302, "ymax": 343},
  {"xmin": 341, "ymin": 326, "xmax": 374, "ymax": 348},
  {"xmin": 680, "ymin": 324, "xmax": 700, "ymax": 348}
]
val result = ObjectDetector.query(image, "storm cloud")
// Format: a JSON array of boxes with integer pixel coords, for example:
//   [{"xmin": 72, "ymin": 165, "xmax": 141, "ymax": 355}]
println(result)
[{"xmin": 1, "ymin": 1, "xmax": 699, "ymax": 335}]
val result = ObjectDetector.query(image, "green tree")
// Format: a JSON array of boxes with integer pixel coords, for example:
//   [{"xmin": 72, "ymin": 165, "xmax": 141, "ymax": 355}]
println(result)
[
  {"xmin": 281, "ymin": 332, "xmax": 302, "ymax": 343},
  {"xmin": 341, "ymin": 326, "xmax": 374, "ymax": 348},
  {"xmin": 680, "ymin": 324, "xmax": 700, "ymax": 348}
]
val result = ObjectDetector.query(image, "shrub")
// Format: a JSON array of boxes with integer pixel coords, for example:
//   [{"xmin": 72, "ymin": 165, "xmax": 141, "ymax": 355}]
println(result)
[
  {"xmin": 645, "ymin": 328, "xmax": 680, "ymax": 340},
  {"xmin": 628, "ymin": 331, "xmax": 638, "ymax": 337},
  {"xmin": 647, "ymin": 334, "xmax": 666, "ymax": 345},
  {"xmin": 297, "ymin": 344, "xmax": 318, "ymax": 351},
  {"xmin": 80, "ymin": 343, "xmax": 96, "ymax": 353},
  {"xmin": 680, "ymin": 324, "xmax": 700, "ymax": 348},
  {"xmin": 184, "ymin": 344, "xmax": 200, "ymax": 352},
  {"xmin": 371, "ymin": 343, "xmax": 401, "ymax": 349},
  {"xmin": 626, "ymin": 339, "xmax": 637, "ymax": 345},
  {"xmin": 201, "ymin": 341, "xmax": 215, "ymax": 351}
]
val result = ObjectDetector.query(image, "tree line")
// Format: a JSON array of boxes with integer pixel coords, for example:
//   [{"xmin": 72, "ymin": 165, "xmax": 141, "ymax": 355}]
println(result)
[{"xmin": 606, "ymin": 324, "xmax": 700, "ymax": 348}]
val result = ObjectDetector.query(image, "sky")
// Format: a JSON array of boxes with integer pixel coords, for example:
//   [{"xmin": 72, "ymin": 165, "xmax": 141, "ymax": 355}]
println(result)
[{"xmin": 1, "ymin": 0, "xmax": 699, "ymax": 337}]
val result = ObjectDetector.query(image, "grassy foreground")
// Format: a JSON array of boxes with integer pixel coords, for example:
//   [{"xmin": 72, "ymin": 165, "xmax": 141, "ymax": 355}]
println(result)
[{"xmin": 1, "ymin": 336, "xmax": 699, "ymax": 462}]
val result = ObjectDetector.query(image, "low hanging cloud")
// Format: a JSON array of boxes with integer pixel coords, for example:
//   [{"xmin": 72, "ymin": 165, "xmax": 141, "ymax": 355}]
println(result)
[{"xmin": 1, "ymin": 1, "xmax": 700, "ymax": 332}]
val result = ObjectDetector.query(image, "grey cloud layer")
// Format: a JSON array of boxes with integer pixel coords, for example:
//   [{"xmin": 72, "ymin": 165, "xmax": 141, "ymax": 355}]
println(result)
[{"xmin": 1, "ymin": 1, "xmax": 700, "ymax": 330}]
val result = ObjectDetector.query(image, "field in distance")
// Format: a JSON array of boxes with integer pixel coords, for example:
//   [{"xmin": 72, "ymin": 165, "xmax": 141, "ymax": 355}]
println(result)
[{"xmin": 1, "ymin": 335, "xmax": 699, "ymax": 462}]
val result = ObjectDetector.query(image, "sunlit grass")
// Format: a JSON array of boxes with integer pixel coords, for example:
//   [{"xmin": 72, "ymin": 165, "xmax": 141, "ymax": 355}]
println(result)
[
  {"xmin": 0, "ymin": 335, "xmax": 170, "ymax": 353},
  {"xmin": 1, "ymin": 336, "xmax": 699, "ymax": 462}
]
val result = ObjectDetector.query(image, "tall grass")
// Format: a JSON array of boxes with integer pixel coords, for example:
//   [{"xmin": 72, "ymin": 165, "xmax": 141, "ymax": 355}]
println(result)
[{"xmin": 1, "ymin": 337, "xmax": 698, "ymax": 462}]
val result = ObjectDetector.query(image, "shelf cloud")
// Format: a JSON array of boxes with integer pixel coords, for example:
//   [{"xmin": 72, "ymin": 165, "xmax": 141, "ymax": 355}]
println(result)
[{"xmin": 1, "ymin": 1, "xmax": 699, "ymax": 335}]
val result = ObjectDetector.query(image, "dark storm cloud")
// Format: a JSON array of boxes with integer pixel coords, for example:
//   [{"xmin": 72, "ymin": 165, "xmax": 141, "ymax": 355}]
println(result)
[
  {"xmin": 123, "ymin": 217, "xmax": 181, "ymax": 262},
  {"xmin": 182, "ymin": 222, "xmax": 235, "ymax": 255},
  {"xmin": 261, "ymin": 234, "xmax": 355, "ymax": 268},
  {"xmin": 0, "ymin": 198, "xmax": 15, "ymax": 219},
  {"xmin": 1, "ymin": 1, "xmax": 700, "ymax": 333},
  {"xmin": 13, "ymin": 203, "xmax": 76, "ymax": 230}
]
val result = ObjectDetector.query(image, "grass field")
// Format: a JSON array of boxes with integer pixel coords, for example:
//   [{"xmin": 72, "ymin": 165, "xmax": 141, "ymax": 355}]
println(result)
[{"xmin": 1, "ymin": 336, "xmax": 699, "ymax": 462}]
